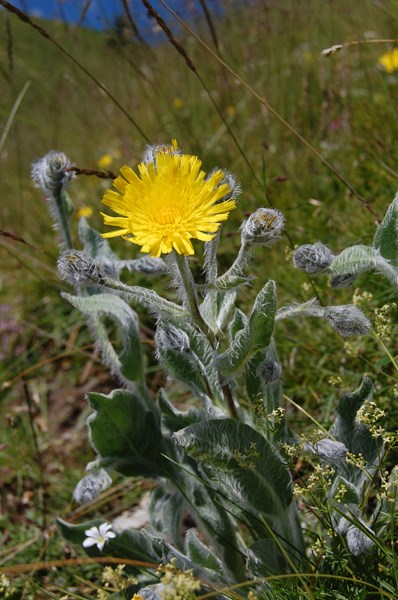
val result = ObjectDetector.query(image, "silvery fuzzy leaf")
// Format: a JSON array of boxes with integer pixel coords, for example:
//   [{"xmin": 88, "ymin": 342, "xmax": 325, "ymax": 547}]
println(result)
[
  {"xmin": 330, "ymin": 272, "xmax": 358, "ymax": 289},
  {"xmin": 174, "ymin": 418, "xmax": 293, "ymax": 515},
  {"xmin": 304, "ymin": 439, "xmax": 348, "ymax": 463},
  {"xmin": 246, "ymin": 538, "xmax": 288, "ymax": 577},
  {"xmin": 329, "ymin": 377, "xmax": 383, "ymax": 485},
  {"xmin": 185, "ymin": 529, "xmax": 224, "ymax": 575},
  {"xmin": 330, "ymin": 245, "xmax": 376, "ymax": 277},
  {"xmin": 62, "ymin": 292, "xmax": 145, "ymax": 387},
  {"xmin": 230, "ymin": 308, "xmax": 248, "ymax": 338},
  {"xmin": 78, "ymin": 217, "xmax": 118, "ymax": 261},
  {"xmin": 346, "ymin": 524, "xmax": 375, "ymax": 556},
  {"xmin": 197, "ymin": 275, "xmax": 253, "ymax": 291},
  {"xmin": 87, "ymin": 388, "xmax": 163, "ymax": 478},
  {"xmin": 217, "ymin": 281, "xmax": 276, "ymax": 375},
  {"xmin": 373, "ymin": 190, "xmax": 398, "ymax": 266},
  {"xmin": 117, "ymin": 255, "xmax": 167, "ymax": 275},
  {"xmin": 155, "ymin": 323, "xmax": 210, "ymax": 400},
  {"xmin": 149, "ymin": 485, "xmax": 186, "ymax": 550},
  {"xmin": 158, "ymin": 388, "xmax": 223, "ymax": 434}
]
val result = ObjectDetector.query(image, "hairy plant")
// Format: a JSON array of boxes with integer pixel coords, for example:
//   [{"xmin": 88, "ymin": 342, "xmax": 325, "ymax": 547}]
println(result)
[{"xmin": 33, "ymin": 144, "xmax": 393, "ymax": 599}]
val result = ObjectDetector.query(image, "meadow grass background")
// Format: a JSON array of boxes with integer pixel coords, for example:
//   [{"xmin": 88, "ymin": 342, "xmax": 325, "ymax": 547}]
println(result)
[{"xmin": 1, "ymin": 0, "xmax": 398, "ymax": 596}]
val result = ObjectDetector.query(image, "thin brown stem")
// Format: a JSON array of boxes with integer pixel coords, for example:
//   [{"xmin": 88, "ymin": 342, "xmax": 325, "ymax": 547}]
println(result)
[
  {"xmin": 158, "ymin": 0, "xmax": 379, "ymax": 221},
  {"xmin": 221, "ymin": 381, "xmax": 238, "ymax": 420},
  {"xmin": 22, "ymin": 379, "xmax": 47, "ymax": 531},
  {"xmin": 0, "ymin": 0, "xmax": 150, "ymax": 142}
]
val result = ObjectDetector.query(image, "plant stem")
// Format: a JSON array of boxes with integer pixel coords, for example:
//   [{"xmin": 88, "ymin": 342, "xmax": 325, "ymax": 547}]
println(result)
[
  {"xmin": 54, "ymin": 189, "xmax": 74, "ymax": 250},
  {"xmin": 221, "ymin": 381, "xmax": 238, "ymax": 420},
  {"xmin": 173, "ymin": 253, "xmax": 214, "ymax": 340},
  {"xmin": 217, "ymin": 241, "xmax": 251, "ymax": 287}
]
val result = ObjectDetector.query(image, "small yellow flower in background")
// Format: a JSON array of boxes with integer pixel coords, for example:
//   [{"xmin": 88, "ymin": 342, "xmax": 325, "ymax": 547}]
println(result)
[
  {"xmin": 172, "ymin": 96, "xmax": 184, "ymax": 109},
  {"xmin": 76, "ymin": 205, "xmax": 93, "ymax": 219},
  {"xmin": 132, "ymin": 595, "xmax": 144, "ymax": 600},
  {"xmin": 379, "ymin": 48, "xmax": 398, "ymax": 73},
  {"xmin": 97, "ymin": 153, "xmax": 114, "ymax": 170},
  {"xmin": 226, "ymin": 105, "xmax": 236, "ymax": 117},
  {"xmin": 101, "ymin": 139, "xmax": 236, "ymax": 258}
]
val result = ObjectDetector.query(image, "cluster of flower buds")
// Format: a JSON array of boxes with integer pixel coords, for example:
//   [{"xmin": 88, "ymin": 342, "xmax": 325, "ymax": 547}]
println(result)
[{"xmin": 241, "ymin": 208, "xmax": 285, "ymax": 247}]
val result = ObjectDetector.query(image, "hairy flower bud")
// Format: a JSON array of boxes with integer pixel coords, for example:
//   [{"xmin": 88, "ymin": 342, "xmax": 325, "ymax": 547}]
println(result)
[
  {"xmin": 142, "ymin": 140, "xmax": 181, "ymax": 165},
  {"xmin": 258, "ymin": 359, "xmax": 282, "ymax": 384},
  {"xmin": 31, "ymin": 151, "xmax": 74, "ymax": 195},
  {"xmin": 324, "ymin": 305, "xmax": 371, "ymax": 336},
  {"xmin": 156, "ymin": 324, "xmax": 190, "ymax": 354},
  {"xmin": 241, "ymin": 208, "xmax": 285, "ymax": 246},
  {"xmin": 73, "ymin": 469, "xmax": 112, "ymax": 504},
  {"xmin": 293, "ymin": 243, "xmax": 334, "ymax": 274},
  {"xmin": 207, "ymin": 168, "xmax": 241, "ymax": 202},
  {"xmin": 58, "ymin": 250, "xmax": 105, "ymax": 286},
  {"xmin": 330, "ymin": 272, "xmax": 358, "ymax": 289}
]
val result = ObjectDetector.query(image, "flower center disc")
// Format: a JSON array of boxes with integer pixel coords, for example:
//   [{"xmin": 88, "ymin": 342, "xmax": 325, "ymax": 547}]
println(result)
[{"xmin": 157, "ymin": 206, "xmax": 183, "ymax": 225}]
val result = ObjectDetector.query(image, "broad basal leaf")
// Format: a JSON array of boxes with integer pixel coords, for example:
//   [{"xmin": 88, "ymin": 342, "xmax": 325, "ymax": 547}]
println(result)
[
  {"xmin": 174, "ymin": 418, "xmax": 293, "ymax": 515},
  {"xmin": 87, "ymin": 389, "xmax": 164, "ymax": 477}
]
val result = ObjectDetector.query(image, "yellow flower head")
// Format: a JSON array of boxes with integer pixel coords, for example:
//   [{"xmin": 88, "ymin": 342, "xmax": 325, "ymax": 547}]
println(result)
[
  {"xmin": 379, "ymin": 48, "xmax": 398, "ymax": 73},
  {"xmin": 76, "ymin": 205, "xmax": 93, "ymax": 219},
  {"xmin": 97, "ymin": 153, "xmax": 113, "ymax": 169},
  {"xmin": 101, "ymin": 140, "xmax": 236, "ymax": 257},
  {"xmin": 172, "ymin": 96, "xmax": 184, "ymax": 109}
]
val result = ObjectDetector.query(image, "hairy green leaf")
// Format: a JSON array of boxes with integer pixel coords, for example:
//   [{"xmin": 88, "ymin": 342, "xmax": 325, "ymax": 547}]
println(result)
[
  {"xmin": 330, "ymin": 245, "xmax": 376, "ymax": 277},
  {"xmin": 374, "ymin": 191, "xmax": 398, "ymax": 265},
  {"xmin": 175, "ymin": 418, "xmax": 293, "ymax": 514},
  {"xmin": 63, "ymin": 292, "xmax": 145, "ymax": 386},
  {"xmin": 149, "ymin": 486, "xmax": 186, "ymax": 550},
  {"xmin": 79, "ymin": 217, "xmax": 118, "ymax": 261},
  {"xmin": 330, "ymin": 377, "xmax": 383, "ymax": 485},
  {"xmin": 246, "ymin": 538, "xmax": 288, "ymax": 576},
  {"xmin": 158, "ymin": 388, "xmax": 221, "ymax": 434},
  {"xmin": 185, "ymin": 529, "xmax": 223, "ymax": 574},
  {"xmin": 87, "ymin": 389, "xmax": 164, "ymax": 477},
  {"xmin": 217, "ymin": 281, "xmax": 276, "ymax": 375}
]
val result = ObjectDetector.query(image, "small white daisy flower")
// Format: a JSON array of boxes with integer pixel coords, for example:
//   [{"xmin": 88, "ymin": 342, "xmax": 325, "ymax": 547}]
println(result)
[{"xmin": 82, "ymin": 523, "xmax": 116, "ymax": 551}]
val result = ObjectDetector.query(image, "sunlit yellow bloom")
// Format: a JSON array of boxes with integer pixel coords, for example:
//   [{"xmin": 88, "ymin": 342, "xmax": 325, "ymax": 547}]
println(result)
[
  {"xmin": 132, "ymin": 595, "xmax": 144, "ymax": 600},
  {"xmin": 172, "ymin": 96, "xmax": 184, "ymax": 109},
  {"xmin": 101, "ymin": 141, "xmax": 235, "ymax": 258},
  {"xmin": 76, "ymin": 206, "xmax": 93, "ymax": 218},
  {"xmin": 97, "ymin": 153, "xmax": 113, "ymax": 169},
  {"xmin": 226, "ymin": 105, "xmax": 236, "ymax": 117},
  {"xmin": 379, "ymin": 48, "xmax": 398, "ymax": 73}
]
